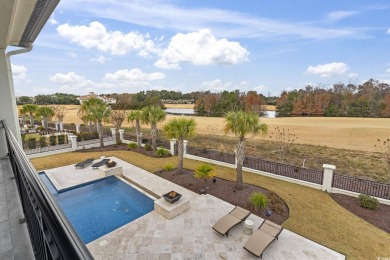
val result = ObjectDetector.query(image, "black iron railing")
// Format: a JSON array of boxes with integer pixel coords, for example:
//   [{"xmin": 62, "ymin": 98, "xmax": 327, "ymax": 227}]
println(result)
[
  {"xmin": 332, "ymin": 173, "xmax": 390, "ymax": 199},
  {"xmin": 2, "ymin": 120, "xmax": 93, "ymax": 260},
  {"xmin": 186, "ymin": 146, "xmax": 236, "ymax": 164}
]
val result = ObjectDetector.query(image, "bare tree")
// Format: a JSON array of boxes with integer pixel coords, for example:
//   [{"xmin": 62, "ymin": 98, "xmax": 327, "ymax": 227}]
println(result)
[
  {"xmin": 51, "ymin": 105, "xmax": 67, "ymax": 122},
  {"xmin": 110, "ymin": 109, "xmax": 127, "ymax": 144},
  {"xmin": 269, "ymin": 127, "xmax": 298, "ymax": 162},
  {"xmin": 375, "ymin": 138, "xmax": 390, "ymax": 181}
]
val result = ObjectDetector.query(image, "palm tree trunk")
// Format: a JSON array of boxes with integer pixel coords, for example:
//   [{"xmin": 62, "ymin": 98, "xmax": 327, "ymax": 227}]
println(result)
[
  {"xmin": 115, "ymin": 127, "xmax": 120, "ymax": 144},
  {"xmin": 98, "ymin": 123, "xmax": 104, "ymax": 148},
  {"xmin": 151, "ymin": 124, "xmax": 157, "ymax": 151},
  {"xmin": 43, "ymin": 118, "xmax": 48, "ymax": 130},
  {"xmin": 29, "ymin": 114, "xmax": 34, "ymax": 126},
  {"xmin": 177, "ymin": 139, "xmax": 184, "ymax": 174},
  {"xmin": 136, "ymin": 120, "xmax": 141, "ymax": 147},
  {"xmin": 235, "ymin": 139, "xmax": 245, "ymax": 190}
]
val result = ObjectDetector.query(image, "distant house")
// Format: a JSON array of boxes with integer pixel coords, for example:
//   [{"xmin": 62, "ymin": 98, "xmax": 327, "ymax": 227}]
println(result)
[{"xmin": 78, "ymin": 92, "xmax": 116, "ymax": 105}]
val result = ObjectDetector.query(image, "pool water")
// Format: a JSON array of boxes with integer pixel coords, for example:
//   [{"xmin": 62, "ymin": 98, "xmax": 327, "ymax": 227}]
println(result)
[{"xmin": 39, "ymin": 174, "xmax": 154, "ymax": 243}]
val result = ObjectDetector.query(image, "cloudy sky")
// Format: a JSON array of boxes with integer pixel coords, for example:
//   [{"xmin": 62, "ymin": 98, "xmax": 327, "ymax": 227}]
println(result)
[{"xmin": 10, "ymin": 0, "xmax": 390, "ymax": 96}]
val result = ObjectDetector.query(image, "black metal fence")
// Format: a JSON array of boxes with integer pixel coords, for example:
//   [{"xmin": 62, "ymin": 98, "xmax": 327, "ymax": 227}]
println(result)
[
  {"xmin": 186, "ymin": 146, "xmax": 236, "ymax": 164},
  {"xmin": 332, "ymin": 174, "xmax": 390, "ymax": 199},
  {"xmin": 2, "ymin": 120, "xmax": 93, "ymax": 259},
  {"xmin": 244, "ymin": 156, "xmax": 324, "ymax": 184},
  {"xmin": 25, "ymin": 143, "xmax": 72, "ymax": 155}
]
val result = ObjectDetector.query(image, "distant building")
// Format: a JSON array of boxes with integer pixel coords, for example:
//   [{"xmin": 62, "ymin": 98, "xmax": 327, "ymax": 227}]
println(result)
[{"xmin": 78, "ymin": 92, "xmax": 116, "ymax": 104}]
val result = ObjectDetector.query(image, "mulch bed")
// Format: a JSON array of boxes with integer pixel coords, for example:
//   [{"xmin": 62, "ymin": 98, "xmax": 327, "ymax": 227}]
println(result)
[
  {"xmin": 330, "ymin": 193, "xmax": 390, "ymax": 233},
  {"xmin": 156, "ymin": 168, "xmax": 289, "ymax": 225}
]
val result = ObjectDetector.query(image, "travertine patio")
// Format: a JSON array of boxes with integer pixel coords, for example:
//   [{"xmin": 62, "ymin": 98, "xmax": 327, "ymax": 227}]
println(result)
[{"xmin": 43, "ymin": 157, "xmax": 345, "ymax": 259}]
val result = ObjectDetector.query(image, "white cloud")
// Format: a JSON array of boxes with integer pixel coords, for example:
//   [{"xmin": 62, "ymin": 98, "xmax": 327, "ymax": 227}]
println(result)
[
  {"xmin": 49, "ymin": 72, "xmax": 94, "ymax": 86},
  {"xmin": 347, "ymin": 72, "xmax": 359, "ymax": 78},
  {"xmin": 103, "ymin": 68, "xmax": 165, "ymax": 82},
  {"xmin": 387, "ymin": 28, "xmax": 390, "ymax": 34},
  {"xmin": 11, "ymin": 64, "xmax": 27, "ymax": 80},
  {"xmin": 67, "ymin": 52, "xmax": 77, "ymax": 58},
  {"xmin": 386, "ymin": 68, "xmax": 390, "ymax": 73},
  {"xmin": 57, "ymin": 21, "xmax": 156, "ymax": 55},
  {"xmin": 326, "ymin": 11, "xmax": 359, "ymax": 22},
  {"xmin": 200, "ymin": 79, "xmax": 232, "ymax": 92},
  {"xmin": 155, "ymin": 29, "xmax": 249, "ymax": 69},
  {"xmin": 254, "ymin": 85, "xmax": 268, "ymax": 93},
  {"xmin": 48, "ymin": 15, "xmax": 58, "ymax": 25},
  {"xmin": 306, "ymin": 62, "xmax": 348, "ymax": 77},
  {"xmin": 90, "ymin": 55, "xmax": 107, "ymax": 64}
]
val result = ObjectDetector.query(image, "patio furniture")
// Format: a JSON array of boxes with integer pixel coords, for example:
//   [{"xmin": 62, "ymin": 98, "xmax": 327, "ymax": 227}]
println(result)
[
  {"xmin": 74, "ymin": 158, "xmax": 94, "ymax": 169},
  {"xmin": 91, "ymin": 159, "xmax": 110, "ymax": 169},
  {"xmin": 212, "ymin": 206, "xmax": 251, "ymax": 236},
  {"xmin": 243, "ymin": 220, "xmax": 283, "ymax": 258}
]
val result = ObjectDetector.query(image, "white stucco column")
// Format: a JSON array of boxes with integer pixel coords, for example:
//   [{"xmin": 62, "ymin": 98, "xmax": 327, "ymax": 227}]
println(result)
[
  {"xmin": 110, "ymin": 127, "xmax": 116, "ymax": 139},
  {"xmin": 170, "ymin": 138, "xmax": 176, "ymax": 155},
  {"xmin": 55, "ymin": 122, "xmax": 59, "ymax": 131},
  {"xmin": 183, "ymin": 140, "xmax": 188, "ymax": 158},
  {"xmin": 322, "ymin": 164, "xmax": 336, "ymax": 192},
  {"xmin": 0, "ymin": 50, "xmax": 22, "ymax": 157},
  {"xmin": 69, "ymin": 135, "xmax": 78, "ymax": 151},
  {"xmin": 75, "ymin": 124, "xmax": 80, "ymax": 134},
  {"xmin": 59, "ymin": 122, "xmax": 64, "ymax": 132},
  {"xmin": 118, "ymin": 129, "xmax": 125, "ymax": 141}
]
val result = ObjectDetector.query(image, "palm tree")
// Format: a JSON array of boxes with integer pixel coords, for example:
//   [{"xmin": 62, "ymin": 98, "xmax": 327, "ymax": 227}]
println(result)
[
  {"xmin": 18, "ymin": 107, "xmax": 28, "ymax": 125},
  {"xmin": 224, "ymin": 111, "xmax": 268, "ymax": 190},
  {"xmin": 128, "ymin": 110, "xmax": 143, "ymax": 147},
  {"xmin": 141, "ymin": 106, "xmax": 166, "ymax": 151},
  {"xmin": 163, "ymin": 117, "xmax": 196, "ymax": 174},
  {"xmin": 21, "ymin": 104, "xmax": 38, "ymax": 126},
  {"xmin": 35, "ymin": 106, "xmax": 55, "ymax": 130},
  {"xmin": 79, "ymin": 98, "xmax": 111, "ymax": 148}
]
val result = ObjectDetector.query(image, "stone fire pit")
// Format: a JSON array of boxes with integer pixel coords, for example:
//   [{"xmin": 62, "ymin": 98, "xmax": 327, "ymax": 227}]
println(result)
[{"xmin": 162, "ymin": 191, "xmax": 182, "ymax": 204}]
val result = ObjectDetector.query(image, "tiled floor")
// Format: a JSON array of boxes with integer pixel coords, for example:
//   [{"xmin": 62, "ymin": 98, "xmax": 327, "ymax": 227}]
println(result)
[
  {"xmin": 0, "ymin": 158, "xmax": 34, "ymax": 260},
  {"xmin": 45, "ymin": 157, "xmax": 345, "ymax": 260}
]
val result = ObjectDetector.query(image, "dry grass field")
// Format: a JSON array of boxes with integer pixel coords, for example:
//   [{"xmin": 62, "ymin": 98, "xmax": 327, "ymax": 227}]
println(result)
[{"xmin": 24, "ymin": 104, "xmax": 389, "ymax": 153}]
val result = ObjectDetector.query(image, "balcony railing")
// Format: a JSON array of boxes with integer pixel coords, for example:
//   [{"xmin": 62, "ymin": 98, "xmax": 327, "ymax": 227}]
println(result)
[{"xmin": 1, "ymin": 120, "xmax": 93, "ymax": 260}]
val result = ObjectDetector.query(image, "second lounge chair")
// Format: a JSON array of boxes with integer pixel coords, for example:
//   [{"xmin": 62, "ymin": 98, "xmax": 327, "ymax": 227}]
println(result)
[
  {"xmin": 243, "ymin": 220, "xmax": 283, "ymax": 258},
  {"xmin": 212, "ymin": 206, "xmax": 251, "ymax": 236},
  {"xmin": 91, "ymin": 158, "xmax": 110, "ymax": 169},
  {"xmin": 74, "ymin": 158, "xmax": 94, "ymax": 169}
]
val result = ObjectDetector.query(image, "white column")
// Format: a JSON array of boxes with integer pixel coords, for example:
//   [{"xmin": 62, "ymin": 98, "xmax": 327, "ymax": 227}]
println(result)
[
  {"xmin": 0, "ymin": 50, "xmax": 22, "ymax": 157},
  {"xmin": 59, "ymin": 122, "xmax": 64, "ymax": 132},
  {"xmin": 75, "ymin": 124, "xmax": 80, "ymax": 134},
  {"xmin": 170, "ymin": 138, "xmax": 176, "ymax": 155},
  {"xmin": 183, "ymin": 140, "xmax": 188, "ymax": 158},
  {"xmin": 69, "ymin": 135, "xmax": 78, "ymax": 151},
  {"xmin": 55, "ymin": 122, "xmax": 59, "ymax": 131},
  {"xmin": 118, "ymin": 129, "xmax": 125, "ymax": 141},
  {"xmin": 110, "ymin": 127, "xmax": 116, "ymax": 139},
  {"xmin": 322, "ymin": 164, "xmax": 336, "ymax": 192}
]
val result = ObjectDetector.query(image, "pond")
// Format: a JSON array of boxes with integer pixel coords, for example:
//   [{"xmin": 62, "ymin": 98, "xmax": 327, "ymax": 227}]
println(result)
[{"xmin": 165, "ymin": 108, "xmax": 276, "ymax": 118}]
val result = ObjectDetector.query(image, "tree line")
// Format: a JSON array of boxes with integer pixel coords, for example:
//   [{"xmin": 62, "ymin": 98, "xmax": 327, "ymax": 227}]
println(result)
[
  {"xmin": 276, "ymin": 79, "xmax": 390, "ymax": 117},
  {"xmin": 17, "ymin": 93, "xmax": 80, "ymax": 105}
]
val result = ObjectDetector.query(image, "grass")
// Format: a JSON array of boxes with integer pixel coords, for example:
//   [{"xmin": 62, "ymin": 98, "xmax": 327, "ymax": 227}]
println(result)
[{"xmin": 31, "ymin": 150, "xmax": 390, "ymax": 259}]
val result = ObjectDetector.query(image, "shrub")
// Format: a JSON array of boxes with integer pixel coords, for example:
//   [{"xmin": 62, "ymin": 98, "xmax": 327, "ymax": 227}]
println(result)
[
  {"xmin": 144, "ymin": 144, "xmax": 152, "ymax": 151},
  {"xmin": 38, "ymin": 126, "xmax": 45, "ymax": 131},
  {"xmin": 156, "ymin": 148, "xmax": 170, "ymax": 157},
  {"xmin": 249, "ymin": 192, "xmax": 268, "ymax": 211},
  {"xmin": 49, "ymin": 135, "xmax": 57, "ymax": 146},
  {"xmin": 194, "ymin": 164, "xmax": 215, "ymax": 183},
  {"xmin": 27, "ymin": 137, "xmax": 36, "ymax": 149},
  {"xmin": 39, "ymin": 136, "xmax": 47, "ymax": 147},
  {"xmin": 163, "ymin": 164, "xmax": 174, "ymax": 171},
  {"xmin": 127, "ymin": 143, "xmax": 137, "ymax": 150},
  {"xmin": 76, "ymin": 131, "xmax": 99, "ymax": 141},
  {"xmin": 358, "ymin": 194, "xmax": 379, "ymax": 210},
  {"xmin": 58, "ymin": 134, "xmax": 65, "ymax": 144}
]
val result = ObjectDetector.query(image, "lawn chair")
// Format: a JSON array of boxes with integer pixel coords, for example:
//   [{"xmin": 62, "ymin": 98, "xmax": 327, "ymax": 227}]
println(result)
[
  {"xmin": 74, "ymin": 158, "xmax": 94, "ymax": 169},
  {"xmin": 243, "ymin": 220, "xmax": 283, "ymax": 258},
  {"xmin": 212, "ymin": 206, "xmax": 251, "ymax": 236},
  {"xmin": 91, "ymin": 158, "xmax": 110, "ymax": 169}
]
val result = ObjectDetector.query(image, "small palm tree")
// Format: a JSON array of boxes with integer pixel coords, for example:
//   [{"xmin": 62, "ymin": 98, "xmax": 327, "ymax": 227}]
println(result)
[
  {"xmin": 224, "ymin": 111, "xmax": 268, "ymax": 190},
  {"xmin": 79, "ymin": 98, "xmax": 111, "ymax": 148},
  {"xmin": 35, "ymin": 106, "xmax": 55, "ymax": 130},
  {"xmin": 194, "ymin": 163, "xmax": 215, "ymax": 184},
  {"xmin": 142, "ymin": 106, "xmax": 166, "ymax": 151},
  {"xmin": 21, "ymin": 104, "xmax": 38, "ymax": 126},
  {"xmin": 128, "ymin": 110, "xmax": 143, "ymax": 147},
  {"xmin": 163, "ymin": 117, "xmax": 196, "ymax": 174}
]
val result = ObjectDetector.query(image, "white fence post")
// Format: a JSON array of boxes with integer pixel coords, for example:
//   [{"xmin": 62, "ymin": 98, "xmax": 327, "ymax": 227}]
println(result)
[
  {"xmin": 69, "ymin": 135, "xmax": 78, "ymax": 151},
  {"xmin": 110, "ymin": 127, "xmax": 116, "ymax": 139},
  {"xmin": 322, "ymin": 164, "xmax": 336, "ymax": 192},
  {"xmin": 183, "ymin": 140, "xmax": 188, "ymax": 158},
  {"xmin": 118, "ymin": 129, "xmax": 125, "ymax": 141},
  {"xmin": 76, "ymin": 124, "xmax": 80, "ymax": 134},
  {"xmin": 59, "ymin": 122, "xmax": 64, "ymax": 132},
  {"xmin": 170, "ymin": 138, "xmax": 176, "ymax": 155}
]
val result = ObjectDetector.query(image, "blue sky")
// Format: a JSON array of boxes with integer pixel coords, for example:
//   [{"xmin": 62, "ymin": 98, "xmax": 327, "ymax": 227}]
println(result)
[{"xmin": 10, "ymin": 0, "xmax": 390, "ymax": 96}]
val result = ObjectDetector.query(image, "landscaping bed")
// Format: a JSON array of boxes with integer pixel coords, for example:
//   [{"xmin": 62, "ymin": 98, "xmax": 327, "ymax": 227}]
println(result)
[
  {"xmin": 156, "ymin": 168, "xmax": 289, "ymax": 225},
  {"xmin": 330, "ymin": 193, "xmax": 390, "ymax": 233}
]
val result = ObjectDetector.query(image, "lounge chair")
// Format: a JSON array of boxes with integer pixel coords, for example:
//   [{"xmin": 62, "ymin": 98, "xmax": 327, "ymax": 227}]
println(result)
[
  {"xmin": 74, "ymin": 158, "xmax": 94, "ymax": 169},
  {"xmin": 243, "ymin": 220, "xmax": 283, "ymax": 259},
  {"xmin": 212, "ymin": 206, "xmax": 251, "ymax": 236},
  {"xmin": 91, "ymin": 159, "xmax": 110, "ymax": 169}
]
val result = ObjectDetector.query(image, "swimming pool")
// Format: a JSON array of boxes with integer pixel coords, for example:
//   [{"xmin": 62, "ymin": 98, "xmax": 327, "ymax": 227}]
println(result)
[{"xmin": 39, "ymin": 173, "xmax": 154, "ymax": 243}]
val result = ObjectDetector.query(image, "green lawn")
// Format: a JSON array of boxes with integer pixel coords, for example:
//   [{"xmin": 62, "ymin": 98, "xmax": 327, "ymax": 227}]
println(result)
[{"xmin": 31, "ymin": 150, "xmax": 390, "ymax": 260}]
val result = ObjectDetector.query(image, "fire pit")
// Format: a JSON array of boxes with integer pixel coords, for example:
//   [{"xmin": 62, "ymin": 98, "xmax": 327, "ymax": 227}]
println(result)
[
  {"xmin": 106, "ymin": 160, "xmax": 117, "ymax": 168},
  {"xmin": 162, "ymin": 191, "xmax": 182, "ymax": 204}
]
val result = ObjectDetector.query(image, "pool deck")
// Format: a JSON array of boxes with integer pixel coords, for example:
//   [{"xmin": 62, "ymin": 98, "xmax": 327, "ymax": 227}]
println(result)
[{"xmin": 44, "ymin": 157, "xmax": 345, "ymax": 260}]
